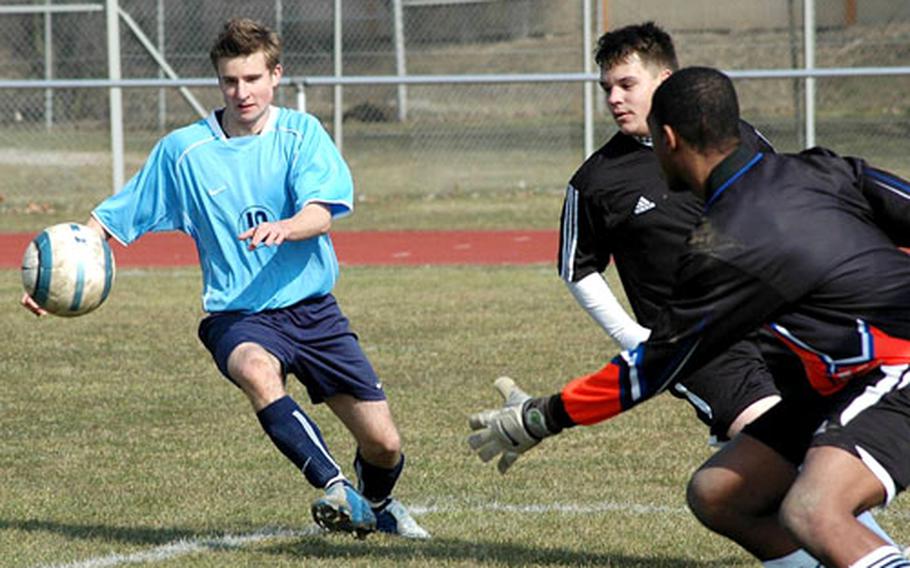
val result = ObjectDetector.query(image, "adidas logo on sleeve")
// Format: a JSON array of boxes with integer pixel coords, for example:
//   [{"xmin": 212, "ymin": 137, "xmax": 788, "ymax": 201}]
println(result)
[{"xmin": 634, "ymin": 195, "xmax": 656, "ymax": 215}]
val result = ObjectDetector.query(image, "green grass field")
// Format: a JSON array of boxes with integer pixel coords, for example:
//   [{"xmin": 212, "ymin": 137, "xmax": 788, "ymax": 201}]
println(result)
[
  {"xmin": 2, "ymin": 266, "xmax": 909, "ymax": 567},
  {"xmin": 2, "ymin": 19, "xmax": 910, "ymax": 564},
  {"xmin": 2, "ymin": 94, "xmax": 909, "ymax": 567}
]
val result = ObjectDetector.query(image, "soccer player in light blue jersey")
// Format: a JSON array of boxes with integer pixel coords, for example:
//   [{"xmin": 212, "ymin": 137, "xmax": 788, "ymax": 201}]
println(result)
[{"xmin": 22, "ymin": 17, "xmax": 428, "ymax": 540}]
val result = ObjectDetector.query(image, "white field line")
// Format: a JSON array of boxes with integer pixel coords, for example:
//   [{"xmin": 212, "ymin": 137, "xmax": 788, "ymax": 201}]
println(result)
[
  {"xmin": 412, "ymin": 501, "xmax": 689, "ymax": 516},
  {"xmin": 35, "ymin": 500, "xmax": 684, "ymax": 568},
  {"xmin": 39, "ymin": 527, "xmax": 320, "ymax": 568},
  {"xmin": 34, "ymin": 500, "xmax": 910, "ymax": 568}
]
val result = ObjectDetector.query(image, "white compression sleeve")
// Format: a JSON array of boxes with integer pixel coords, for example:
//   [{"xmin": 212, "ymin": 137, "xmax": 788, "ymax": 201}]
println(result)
[{"xmin": 566, "ymin": 272, "xmax": 651, "ymax": 350}]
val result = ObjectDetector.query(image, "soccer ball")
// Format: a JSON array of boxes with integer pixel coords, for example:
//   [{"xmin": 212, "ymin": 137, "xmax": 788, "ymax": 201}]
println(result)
[{"xmin": 21, "ymin": 222, "xmax": 116, "ymax": 317}]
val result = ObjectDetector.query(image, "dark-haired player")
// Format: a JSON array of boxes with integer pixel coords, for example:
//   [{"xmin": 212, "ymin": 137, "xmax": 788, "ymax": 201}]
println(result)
[
  {"xmin": 559, "ymin": 21, "xmax": 780, "ymax": 446},
  {"xmin": 473, "ymin": 67, "xmax": 910, "ymax": 566},
  {"xmin": 554, "ymin": 25, "xmax": 895, "ymax": 565}
]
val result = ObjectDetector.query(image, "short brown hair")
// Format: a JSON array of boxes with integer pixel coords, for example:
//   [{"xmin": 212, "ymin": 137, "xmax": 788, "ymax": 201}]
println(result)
[
  {"xmin": 209, "ymin": 18, "xmax": 281, "ymax": 72},
  {"xmin": 595, "ymin": 22, "xmax": 678, "ymax": 73}
]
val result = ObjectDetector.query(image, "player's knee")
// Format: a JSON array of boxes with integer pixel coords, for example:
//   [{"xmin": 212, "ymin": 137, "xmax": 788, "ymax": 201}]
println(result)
[
  {"xmin": 779, "ymin": 489, "xmax": 823, "ymax": 544},
  {"xmin": 228, "ymin": 344, "xmax": 276, "ymax": 379},
  {"xmin": 778, "ymin": 483, "xmax": 840, "ymax": 546},
  {"xmin": 687, "ymin": 468, "xmax": 738, "ymax": 530},
  {"xmin": 227, "ymin": 344, "xmax": 283, "ymax": 401},
  {"xmin": 358, "ymin": 430, "xmax": 401, "ymax": 468}
]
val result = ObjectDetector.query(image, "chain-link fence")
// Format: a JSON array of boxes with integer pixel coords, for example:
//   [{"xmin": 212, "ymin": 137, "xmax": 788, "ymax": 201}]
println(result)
[{"xmin": 0, "ymin": 0, "xmax": 908, "ymax": 228}]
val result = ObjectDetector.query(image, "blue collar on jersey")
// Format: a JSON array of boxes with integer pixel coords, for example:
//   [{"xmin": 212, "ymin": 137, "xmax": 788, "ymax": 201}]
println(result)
[{"xmin": 704, "ymin": 144, "xmax": 764, "ymax": 210}]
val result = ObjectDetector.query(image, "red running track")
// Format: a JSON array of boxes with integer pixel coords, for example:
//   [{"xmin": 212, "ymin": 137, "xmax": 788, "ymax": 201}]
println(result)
[{"xmin": 0, "ymin": 230, "xmax": 557, "ymax": 268}]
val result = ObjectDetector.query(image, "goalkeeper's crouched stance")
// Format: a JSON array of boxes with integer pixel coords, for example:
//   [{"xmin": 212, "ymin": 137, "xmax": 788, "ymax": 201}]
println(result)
[
  {"xmin": 468, "ymin": 376, "xmax": 904, "ymax": 567},
  {"xmin": 468, "ymin": 67, "xmax": 910, "ymax": 567}
]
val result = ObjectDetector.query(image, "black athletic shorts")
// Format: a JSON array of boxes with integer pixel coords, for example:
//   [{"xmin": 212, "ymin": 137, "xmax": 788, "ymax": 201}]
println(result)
[
  {"xmin": 742, "ymin": 364, "xmax": 910, "ymax": 504},
  {"xmin": 670, "ymin": 338, "xmax": 780, "ymax": 440}
]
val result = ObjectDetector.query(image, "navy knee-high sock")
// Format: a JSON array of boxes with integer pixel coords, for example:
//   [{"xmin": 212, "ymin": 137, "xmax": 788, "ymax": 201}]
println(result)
[
  {"xmin": 354, "ymin": 450, "xmax": 404, "ymax": 507},
  {"xmin": 256, "ymin": 396, "xmax": 345, "ymax": 489}
]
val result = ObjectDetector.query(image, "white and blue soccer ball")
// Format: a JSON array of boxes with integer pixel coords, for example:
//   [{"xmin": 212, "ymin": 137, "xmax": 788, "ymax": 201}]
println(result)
[{"xmin": 21, "ymin": 222, "xmax": 116, "ymax": 317}]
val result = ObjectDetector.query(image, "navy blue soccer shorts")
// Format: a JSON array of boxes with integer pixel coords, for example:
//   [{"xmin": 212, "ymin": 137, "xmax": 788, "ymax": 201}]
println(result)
[{"xmin": 197, "ymin": 293, "xmax": 386, "ymax": 404}]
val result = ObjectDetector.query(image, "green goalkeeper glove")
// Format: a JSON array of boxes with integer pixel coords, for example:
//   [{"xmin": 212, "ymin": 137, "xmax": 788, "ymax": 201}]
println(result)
[{"xmin": 467, "ymin": 377, "xmax": 559, "ymax": 474}]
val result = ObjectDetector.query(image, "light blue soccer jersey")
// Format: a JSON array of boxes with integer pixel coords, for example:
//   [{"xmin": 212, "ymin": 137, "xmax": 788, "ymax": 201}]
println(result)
[{"xmin": 92, "ymin": 107, "xmax": 353, "ymax": 313}]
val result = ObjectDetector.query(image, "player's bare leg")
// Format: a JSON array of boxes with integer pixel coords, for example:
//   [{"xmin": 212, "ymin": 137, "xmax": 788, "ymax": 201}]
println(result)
[
  {"xmin": 227, "ymin": 342, "xmax": 377, "ymax": 537},
  {"xmin": 688, "ymin": 433, "xmax": 803, "ymax": 560},
  {"xmin": 227, "ymin": 342, "xmax": 287, "ymax": 410},
  {"xmin": 326, "ymin": 395, "xmax": 401, "ymax": 468},
  {"xmin": 327, "ymin": 394, "xmax": 430, "ymax": 538},
  {"xmin": 725, "ymin": 395, "xmax": 781, "ymax": 438},
  {"xmin": 780, "ymin": 446, "xmax": 898, "ymax": 567}
]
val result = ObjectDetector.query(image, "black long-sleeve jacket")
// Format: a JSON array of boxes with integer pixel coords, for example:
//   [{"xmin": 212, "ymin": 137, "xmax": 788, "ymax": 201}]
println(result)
[
  {"xmin": 555, "ymin": 145, "xmax": 910, "ymax": 426},
  {"xmin": 558, "ymin": 121, "xmax": 773, "ymax": 325}
]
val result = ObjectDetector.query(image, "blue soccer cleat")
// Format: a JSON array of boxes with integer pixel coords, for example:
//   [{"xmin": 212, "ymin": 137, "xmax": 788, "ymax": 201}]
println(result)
[
  {"xmin": 374, "ymin": 498, "xmax": 431, "ymax": 539},
  {"xmin": 311, "ymin": 482, "xmax": 377, "ymax": 539}
]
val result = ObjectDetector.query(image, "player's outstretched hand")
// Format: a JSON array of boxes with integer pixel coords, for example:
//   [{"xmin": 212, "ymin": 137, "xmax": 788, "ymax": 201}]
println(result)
[
  {"xmin": 238, "ymin": 220, "xmax": 290, "ymax": 250},
  {"xmin": 468, "ymin": 377, "xmax": 555, "ymax": 474},
  {"xmin": 20, "ymin": 292, "xmax": 47, "ymax": 317}
]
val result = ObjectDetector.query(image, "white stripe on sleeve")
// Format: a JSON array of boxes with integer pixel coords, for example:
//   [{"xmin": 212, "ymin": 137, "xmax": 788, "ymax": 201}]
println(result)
[{"xmin": 560, "ymin": 184, "xmax": 578, "ymax": 282}]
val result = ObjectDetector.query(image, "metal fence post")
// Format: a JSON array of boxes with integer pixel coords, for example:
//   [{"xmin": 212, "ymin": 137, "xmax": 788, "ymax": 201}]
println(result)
[
  {"xmin": 583, "ymin": 0, "xmax": 594, "ymax": 158},
  {"xmin": 804, "ymin": 0, "xmax": 816, "ymax": 148},
  {"xmin": 393, "ymin": 0, "xmax": 407, "ymax": 122},
  {"xmin": 44, "ymin": 0, "xmax": 53, "ymax": 131},
  {"xmin": 296, "ymin": 82, "xmax": 306, "ymax": 113},
  {"xmin": 156, "ymin": 0, "xmax": 166, "ymax": 132},
  {"xmin": 106, "ymin": 0, "xmax": 125, "ymax": 193},
  {"xmin": 275, "ymin": 0, "xmax": 285, "ymax": 107},
  {"xmin": 333, "ymin": 0, "xmax": 343, "ymax": 151}
]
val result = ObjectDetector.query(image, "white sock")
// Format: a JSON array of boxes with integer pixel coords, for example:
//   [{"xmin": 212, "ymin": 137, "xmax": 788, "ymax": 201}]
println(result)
[
  {"xmin": 762, "ymin": 548, "xmax": 820, "ymax": 568},
  {"xmin": 856, "ymin": 511, "xmax": 896, "ymax": 546},
  {"xmin": 763, "ymin": 512, "xmax": 900, "ymax": 568},
  {"xmin": 848, "ymin": 545, "xmax": 910, "ymax": 568}
]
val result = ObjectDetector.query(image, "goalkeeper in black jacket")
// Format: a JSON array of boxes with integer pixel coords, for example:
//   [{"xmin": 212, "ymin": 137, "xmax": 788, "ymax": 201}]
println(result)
[
  {"xmin": 555, "ymin": 23, "xmax": 896, "ymax": 565},
  {"xmin": 472, "ymin": 67, "xmax": 910, "ymax": 567}
]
